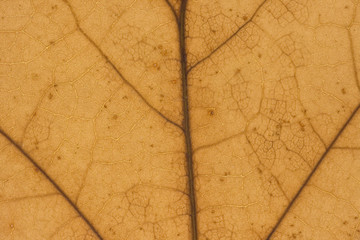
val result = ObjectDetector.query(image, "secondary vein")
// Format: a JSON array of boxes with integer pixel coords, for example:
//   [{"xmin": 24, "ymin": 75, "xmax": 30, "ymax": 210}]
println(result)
[
  {"xmin": 265, "ymin": 103, "xmax": 360, "ymax": 239},
  {"xmin": 0, "ymin": 128, "xmax": 104, "ymax": 240},
  {"xmin": 187, "ymin": 0, "xmax": 268, "ymax": 73},
  {"xmin": 63, "ymin": 0, "xmax": 183, "ymax": 131}
]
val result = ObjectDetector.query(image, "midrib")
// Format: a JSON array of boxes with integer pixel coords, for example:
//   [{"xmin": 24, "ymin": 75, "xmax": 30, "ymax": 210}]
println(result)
[{"xmin": 178, "ymin": 0, "xmax": 199, "ymax": 240}]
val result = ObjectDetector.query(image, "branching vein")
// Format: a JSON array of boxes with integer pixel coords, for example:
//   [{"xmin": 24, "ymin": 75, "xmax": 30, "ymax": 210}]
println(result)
[
  {"xmin": 62, "ymin": 0, "xmax": 183, "ymax": 131},
  {"xmin": 0, "ymin": 128, "xmax": 104, "ymax": 240},
  {"xmin": 265, "ymin": 103, "xmax": 360, "ymax": 240}
]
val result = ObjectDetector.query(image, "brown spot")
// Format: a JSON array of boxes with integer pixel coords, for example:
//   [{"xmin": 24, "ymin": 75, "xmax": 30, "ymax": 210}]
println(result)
[
  {"xmin": 345, "ymin": 5, "xmax": 349, "ymax": 9},
  {"xmin": 211, "ymin": 210, "xmax": 215, "ymax": 214},
  {"xmin": 150, "ymin": 144, "xmax": 154, "ymax": 147},
  {"xmin": 153, "ymin": 63, "xmax": 160, "ymax": 70},
  {"xmin": 172, "ymin": 79, "xmax": 177, "ymax": 84},
  {"xmin": 112, "ymin": 114, "xmax": 118, "ymax": 120},
  {"xmin": 229, "ymin": 8, "xmax": 232, "ymax": 11},
  {"xmin": 341, "ymin": 88, "xmax": 346, "ymax": 94},
  {"xmin": 122, "ymin": 95, "xmax": 128, "ymax": 100},
  {"xmin": 258, "ymin": 53, "xmax": 262, "ymax": 58},
  {"xmin": 160, "ymin": 94, "xmax": 164, "ymax": 98},
  {"xmin": 243, "ymin": 16, "xmax": 248, "ymax": 21},
  {"xmin": 257, "ymin": 168, "xmax": 263, "ymax": 174},
  {"xmin": 290, "ymin": 224, "xmax": 294, "ymax": 227},
  {"xmin": 234, "ymin": 68, "xmax": 241, "ymax": 74},
  {"xmin": 48, "ymin": 93, "xmax": 53, "ymax": 100},
  {"xmin": 158, "ymin": 44, "xmax": 163, "ymax": 49},
  {"xmin": 104, "ymin": 104, "xmax": 107, "ymax": 108},
  {"xmin": 31, "ymin": 73, "xmax": 39, "ymax": 81},
  {"xmin": 52, "ymin": 5, "xmax": 58, "ymax": 10},
  {"xmin": 57, "ymin": 156, "xmax": 61, "ymax": 160},
  {"xmin": 343, "ymin": 221, "xmax": 348, "ymax": 225},
  {"xmin": 161, "ymin": 49, "xmax": 168, "ymax": 56},
  {"xmin": 299, "ymin": 122, "xmax": 305, "ymax": 131},
  {"xmin": 208, "ymin": 109, "xmax": 215, "ymax": 116},
  {"xmin": 219, "ymin": 178, "xmax": 224, "ymax": 182}
]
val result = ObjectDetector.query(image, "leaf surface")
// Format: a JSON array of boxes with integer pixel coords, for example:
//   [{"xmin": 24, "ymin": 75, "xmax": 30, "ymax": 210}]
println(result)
[{"xmin": 0, "ymin": 0, "xmax": 360, "ymax": 240}]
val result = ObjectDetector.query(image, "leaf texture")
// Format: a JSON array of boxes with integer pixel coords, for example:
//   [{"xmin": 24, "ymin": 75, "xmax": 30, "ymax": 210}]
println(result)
[{"xmin": 0, "ymin": 0, "xmax": 360, "ymax": 240}]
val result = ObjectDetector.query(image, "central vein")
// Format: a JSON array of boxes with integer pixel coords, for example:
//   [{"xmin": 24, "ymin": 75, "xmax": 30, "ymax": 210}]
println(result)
[{"xmin": 178, "ymin": 0, "xmax": 198, "ymax": 239}]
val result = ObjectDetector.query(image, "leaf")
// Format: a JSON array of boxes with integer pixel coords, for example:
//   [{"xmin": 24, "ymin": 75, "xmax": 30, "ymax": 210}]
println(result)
[{"xmin": 0, "ymin": 0, "xmax": 360, "ymax": 240}]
